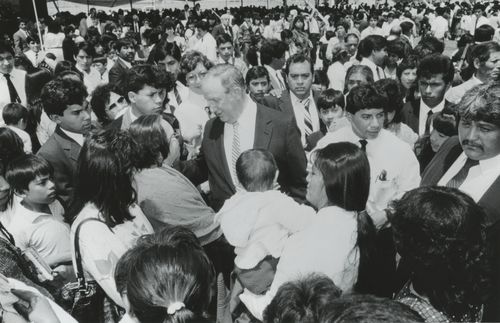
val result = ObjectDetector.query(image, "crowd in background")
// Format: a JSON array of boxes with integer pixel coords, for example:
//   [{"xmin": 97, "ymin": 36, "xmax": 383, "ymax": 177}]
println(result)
[{"xmin": 1, "ymin": 0, "xmax": 500, "ymax": 322}]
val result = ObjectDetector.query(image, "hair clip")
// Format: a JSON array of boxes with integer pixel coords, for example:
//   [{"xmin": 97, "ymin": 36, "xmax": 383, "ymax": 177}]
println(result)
[{"xmin": 167, "ymin": 301, "xmax": 185, "ymax": 315}]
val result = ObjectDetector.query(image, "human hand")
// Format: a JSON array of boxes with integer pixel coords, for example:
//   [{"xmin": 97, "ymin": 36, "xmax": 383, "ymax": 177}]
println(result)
[
  {"xmin": 269, "ymin": 89, "xmax": 282, "ymax": 98},
  {"xmin": 11, "ymin": 289, "xmax": 60, "ymax": 323}
]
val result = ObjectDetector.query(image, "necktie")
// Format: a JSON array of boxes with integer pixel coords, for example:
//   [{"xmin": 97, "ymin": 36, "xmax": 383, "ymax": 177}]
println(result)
[
  {"xmin": 231, "ymin": 122, "xmax": 241, "ymax": 185},
  {"xmin": 376, "ymin": 67, "xmax": 386, "ymax": 80},
  {"xmin": 35, "ymin": 52, "xmax": 38, "ymax": 66},
  {"xmin": 173, "ymin": 86, "xmax": 182, "ymax": 106},
  {"xmin": 4, "ymin": 74, "xmax": 20, "ymax": 103},
  {"xmin": 276, "ymin": 71, "xmax": 286, "ymax": 90},
  {"xmin": 425, "ymin": 110, "xmax": 434, "ymax": 135},
  {"xmin": 446, "ymin": 158, "xmax": 479, "ymax": 189},
  {"xmin": 359, "ymin": 139, "xmax": 368, "ymax": 152},
  {"xmin": 302, "ymin": 98, "xmax": 313, "ymax": 137}
]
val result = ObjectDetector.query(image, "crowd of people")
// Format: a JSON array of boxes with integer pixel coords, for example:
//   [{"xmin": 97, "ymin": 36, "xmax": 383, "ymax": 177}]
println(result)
[{"xmin": 1, "ymin": 0, "xmax": 500, "ymax": 322}]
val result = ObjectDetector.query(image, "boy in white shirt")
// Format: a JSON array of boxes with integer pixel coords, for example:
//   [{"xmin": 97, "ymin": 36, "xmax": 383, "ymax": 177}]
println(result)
[
  {"xmin": 215, "ymin": 149, "xmax": 315, "ymax": 294},
  {"xmin": 5, "ymin": 155, "xmax": 71, "ymax": 275},
  {"xmin": 2, "ymin": 103, "xmax": 32, "ymax": 153}
]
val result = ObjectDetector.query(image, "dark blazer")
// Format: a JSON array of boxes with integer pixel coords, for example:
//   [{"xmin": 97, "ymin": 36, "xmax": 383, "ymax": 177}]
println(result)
[
  {"xmin": 400, "ymin": 99, "xmax": 420, "ymax": 134},
  {"xmin": 13, "ymin": 29, "xmax": 28, "ymax": 55},
  {"xmin": 262, "ymin": 90, "xmax": 321, "ymax": 119},
  {"xmin": 420, "ymin": 136, "xmax": 500, "ymax": 321},
  {"xmin": 181, "ymin": 104, "xmax": 307, "ymax": 211},
  {"xmin": 212, "ymin": 24, "xmax": 232, "ymax": 39},
  {"xmin": 108, "ymin": 58, "xmax": 130, "ymax": 86},
  {"xmin": 37, "ymin": 126, "xmax": 81, "ymax": 212}
]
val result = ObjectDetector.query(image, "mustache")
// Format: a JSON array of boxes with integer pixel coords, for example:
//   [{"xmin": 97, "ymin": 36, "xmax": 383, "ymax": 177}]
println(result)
[{"xmin": 462, "ymin": 139, "xmax": 483, "ymax": 149}]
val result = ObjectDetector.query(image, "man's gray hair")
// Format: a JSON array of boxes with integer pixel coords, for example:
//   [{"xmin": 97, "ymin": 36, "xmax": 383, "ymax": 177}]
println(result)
[
  {"xmin": 205, "ymin": 63, "xmax": 246, "ymax": 93},
  {"xmin": 459, "ymin": 82, "xmax": 500, "ymax": 127}
]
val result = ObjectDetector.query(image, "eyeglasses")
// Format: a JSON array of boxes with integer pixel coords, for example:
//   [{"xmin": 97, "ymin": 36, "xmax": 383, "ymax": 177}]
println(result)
[{"xmin": 186, "ymin": 71, "xmax": 207, "ymax": 83}]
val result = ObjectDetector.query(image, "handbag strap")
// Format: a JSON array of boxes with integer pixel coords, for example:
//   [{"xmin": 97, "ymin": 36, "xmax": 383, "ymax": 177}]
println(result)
[
  {"xmin": 0, "ymin": 221, "xmax": 15, "ymax": 245},
  {"xmin": 74, "ymin": 217, "xmax": 113, "ymax": 288}
]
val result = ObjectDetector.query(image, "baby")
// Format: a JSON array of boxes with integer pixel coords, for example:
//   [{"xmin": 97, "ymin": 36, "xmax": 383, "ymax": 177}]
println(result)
[{"xmin": 215, "ymin": 149, "xmax": 315, "ymax": 294}]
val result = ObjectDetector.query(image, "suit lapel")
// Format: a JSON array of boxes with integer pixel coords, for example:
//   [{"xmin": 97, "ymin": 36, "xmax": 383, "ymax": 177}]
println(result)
[
  {"xmin": 54, "ymin": 126, "xmax": 81, "ymax": 163},
  {"xmin": 254, "ymin": 105, "xmax": 273, "ymax": 150},
  {"xmin": 279, "ymin": 91, "xmax": 294, "ymax": 115}
]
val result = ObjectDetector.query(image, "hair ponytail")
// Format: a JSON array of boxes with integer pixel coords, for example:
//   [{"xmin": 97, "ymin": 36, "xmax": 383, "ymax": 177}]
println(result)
[{"xmin": 354, "ymin": 209, "xmax": 379, "ymax": 295}]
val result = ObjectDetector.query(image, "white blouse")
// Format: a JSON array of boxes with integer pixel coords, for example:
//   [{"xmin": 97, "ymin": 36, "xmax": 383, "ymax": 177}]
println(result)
[
  {"xmin": 70, "ymin": 203, "xmax": 154, "ymax": 307},
  {"xmin": 240, "ymin": 205, "xmax": 359, "ymax": 320}
]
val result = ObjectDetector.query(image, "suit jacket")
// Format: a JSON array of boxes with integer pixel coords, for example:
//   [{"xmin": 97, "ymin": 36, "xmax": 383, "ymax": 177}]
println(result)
[
  {"xmin": 212, "ymin": 24, "xmax": 232, "ymax": 39},
  {"xmin": 37, "ymin": 126, "xmax": 81, "ymax": 212},
  {"xmin": 181, "ymin": 104, "xmax": 307, "ymax": 211},
  {"xmin": 13, "ymin": 30, "xmax": 28, "ymax": 55},
  {"xmin": 420, "ymin": 136, "xmax": 500, "ymax": 321},
  {"xmin": 108, "ymin": 58, "xmax": 130, "ymax": 87},
  {"xmin": 108, "ymin": 106, "xmax": 134, "ymax": 130},
  {"xmin": 400, "ymin": 99, "xmax": 420, "ymax": 134}
]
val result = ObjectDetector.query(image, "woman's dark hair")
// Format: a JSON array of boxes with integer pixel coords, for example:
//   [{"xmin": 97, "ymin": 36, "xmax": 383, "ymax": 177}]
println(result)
[
  {"xmin": 263, "ymin": 273, "xmax": 342, "ymax": 323},
  {"xmin": 317, "ymin": 89, "xmax": 345, "ymax": 111},
  {"xmin": 312, "ymin": 142, "xmax": 378, "ymax": 294},
  {"xmin": 344, "ymin": 65, "xmax": 374, "ymax": 93},
  {"xmin": 90, "ymin": 84, "xmax": 114, "ymax": 126},
  {"xmin": 387, "ymin": 186, "xmax": 490, "ymax": 319},
  {"xmin": 126, "ymin": 227, "xmax": 215, "ymax": 323},
  {"xmin": 396, "ymin": 55, "xmax": 419, "ymax": 80},
  {"xmin": 147, "ymin": 40, "xmax": 182, "ymax": 64},
  {"xmin": 356, "ymin": 35, "xmax": 387, "ymax": 60},
  {"xmin": 128, "ymin": 114, "xmax": 170, "ymax": 170},
  {"xmin": 0, "ymin": 128, "xmax": 25, "ymax": 210},
  {"xmin": 433, "ymin": 109, "xmax": 458, "ymax": 137},
  {"xmin": 68, "ymin": 129, "xmax": 138, "ymax": 227},
  {"xmin": 291, "ymin": 15, "xmax": 306, "ymax": 31},
  {"xmin": 374, "ymin": 78, "xmax": 404, "ymax": 125},
  {"xmin": 26, "ymin": 68, "xmax": 53, "ymax": 105}
]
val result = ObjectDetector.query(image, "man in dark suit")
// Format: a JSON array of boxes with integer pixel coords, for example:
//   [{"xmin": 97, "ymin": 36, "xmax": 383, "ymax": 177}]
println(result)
[
  {"xmin": 37, "ymin": 78, "xmax": 90, "ymax": 213},
  {"xmin": 108, "ymin": 38, "xmax": 136, "ymax": 85},
  {"xmin": 212, "ymin": 13, "xmax": 233, "ymax": 40},
  {"xmin": 262, "ymin": 53, "xmax": 321, "ymax": 150},
  {"xmin": 401, "ymin": 54, "xmax": 454, "ymax": 137},
  {"xmin": 181, "ymin": 64, "xmax": 307, "ymax": 211},
  {"xmin": 13, "ymin": 19, "xmax": 29, "ymax": 55},
  {"xmin": 420, "ymin": 83, "xmax": 500, "ymax": 321}
]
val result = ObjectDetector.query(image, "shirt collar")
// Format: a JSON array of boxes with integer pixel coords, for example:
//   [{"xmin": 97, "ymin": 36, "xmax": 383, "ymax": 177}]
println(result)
[
  {"xmin": 234, "ymin": 95, "xmax": 257, "ymax": 124},
  {"xmin": 478, "ymin": 152, "xmax": 500, "ymax": 174},
  {"xmin": 420, "ymin": 97, "xmax": 445, "ymax": 113},
  {"xmin": 290, "ymin": 90, "xmax": 313, "ymax": 105},
  {"xmin": 128, "ymin": 106, "xmax": 139, "ymax": 122},
  {"xmin": 60, "ymin": 127, "xmax": 85, "ymax": 146},
  {"xmin": 119, "ymin": 57, "xmax": 132, "ymax": 68}
]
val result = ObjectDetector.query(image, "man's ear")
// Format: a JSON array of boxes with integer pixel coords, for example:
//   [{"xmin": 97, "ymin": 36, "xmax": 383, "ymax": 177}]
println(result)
[
  {"xmin": 345, "ymin": 111, "xmax": 353, "ymax": 122},
  {"xmin": 49, "ymin": 114, "xmax": 62, "ymax": 125},
  {"xmin": 473, "ymin": 57, "xmax": 481, "ymax": 70},
  {"xmin": 128, "ymin": 91, "xmax": 137, "ymax": 104}
]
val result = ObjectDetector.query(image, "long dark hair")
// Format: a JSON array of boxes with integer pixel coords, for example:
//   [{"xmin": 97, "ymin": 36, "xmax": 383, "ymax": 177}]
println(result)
[
  {"xmin": 0, "ymin": 128, "xmax": 24, "ymax": 211},
  {"xmin": 68, "ymin": 129, "xmax": 138, "ymax": 227},
  {"xmin": 312, "ymin": 142, "xmax": 378, "ymax": 294}
]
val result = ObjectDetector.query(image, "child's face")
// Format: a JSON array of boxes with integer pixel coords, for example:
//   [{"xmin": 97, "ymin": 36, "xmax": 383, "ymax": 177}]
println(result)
[
  {"xmin": 25, "ymin": 175, "xmax": 56, "ymax": 205},
  {"xmin": 320, "ymin": 105, "xmax": 344, "ymax": 128},
  {"xmin": 430, "ymin": 129, "xmax": 449, "ymax": 152},
  {"xmin": 92, "ymin": 62, "xmax": 106, "ymax": 74}
]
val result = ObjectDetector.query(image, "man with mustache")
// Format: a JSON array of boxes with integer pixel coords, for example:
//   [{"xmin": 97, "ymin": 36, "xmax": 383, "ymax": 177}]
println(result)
[
  {"xmin": 420, "ymin": 83, "xmax": 500, "ymax": 321},
  {"xmin": 108, "ymin": 38, "xmax": 136, "ymax": 85},
  {"xmin": 401, "ymin": 54, "xmax": 454, "ymax": 137}
]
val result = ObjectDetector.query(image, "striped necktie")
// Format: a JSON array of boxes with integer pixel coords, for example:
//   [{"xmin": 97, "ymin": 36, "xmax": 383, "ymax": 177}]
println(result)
[
  {"xmin": 302, "ymin": 98, "xmax": 313, "ymax": 137},
  {"xmin": 231, "ymin": 122, "xmax": 241, "ymax": 186},
  {"xmin": 173, "ymin": 86, "xmax": 182, "ymax": 106}
]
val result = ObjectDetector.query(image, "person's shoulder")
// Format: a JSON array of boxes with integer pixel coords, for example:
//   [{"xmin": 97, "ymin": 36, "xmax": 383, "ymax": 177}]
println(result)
[{"xmin": 380, "ymin": 129, "xmax": 415, "ymax": 151}]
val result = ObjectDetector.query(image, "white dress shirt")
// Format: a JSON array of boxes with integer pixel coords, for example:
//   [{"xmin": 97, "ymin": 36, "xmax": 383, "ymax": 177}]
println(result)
[
  {"xmin": 24, "ymin": 49, "xmax": 45, "ymax": 68},
  {"xmin": 76, "ymin": 65, "xmax": 102, "ymax": 94},
  {"xmin": 193, "ymin": 32, "xmax": 217, "ymax": 63},
  {"xmin": 6, "ymin": 125, "xmax": 32, "ymax": 153},
  {"xmin": 418, "ymin": 98, "xmax": 445, "ymax": 136},
  {"xmin": 431, "ymin": 15, "xmax": 449, "ymax": 39},
  {"xmin": 445, "ymin": 75, "xmax": 482, "ymax": 105},
  {"xmin": 223, "ymin": 97, "xmax": 257, "ymax": 187},
  {"xmin": 438, "ymin": 152, "xmax": 500, "ymax": 202},
  {"xmin": 60, "ymin": 127, "xmax": 84, "ymax": 146},
  {"xmin": 360, "ymin": 57, "xmax": 385, "ymax": 81},
  {"xmin": 327, "ymin": 61, "xmax": 346, "ymax": 92},
  {"xmin": 315, "ymin": 127, "xmax": 421, "ymax": 225},
  {"xmin": 167, "ymin": 80, "xmax": 189, "ymax": 113},
  {"xmin": 264, "ymin": 65, "xmax": 286, "ymax": 91},
  {"xmin": 0, "ymin": 69, "xmax": 27, "ymax": 118},
  {"xmin": 290, "ymin": 91, "xmax": 320, "ymax": 147}
]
